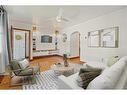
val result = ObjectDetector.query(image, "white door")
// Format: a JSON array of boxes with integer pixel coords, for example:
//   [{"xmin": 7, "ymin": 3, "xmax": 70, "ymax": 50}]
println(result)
[{"xmin": 13, "ymin": 31, "xmax": 25, "ymax": 60}]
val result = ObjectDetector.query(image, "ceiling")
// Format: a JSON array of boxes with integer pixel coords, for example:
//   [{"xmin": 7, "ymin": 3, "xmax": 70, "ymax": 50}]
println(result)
[{"xmin": 5, "ymin": 6, "xmax": 127, "ymax": 32}]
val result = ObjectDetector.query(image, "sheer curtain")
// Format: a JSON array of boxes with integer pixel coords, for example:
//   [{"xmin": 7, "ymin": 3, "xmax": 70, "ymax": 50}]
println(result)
[{"xmin": 0, "ymin": 6, "xmax": 10, "ymax": 74}]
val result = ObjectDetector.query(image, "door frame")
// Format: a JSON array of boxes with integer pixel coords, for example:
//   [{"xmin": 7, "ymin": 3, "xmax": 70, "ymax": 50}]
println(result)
[{"xmin": 11, "ymin": 26, "xmax": 31, "ymax": 60}]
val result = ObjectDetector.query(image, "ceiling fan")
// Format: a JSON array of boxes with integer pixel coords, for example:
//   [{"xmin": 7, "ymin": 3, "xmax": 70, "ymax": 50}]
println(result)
[{"xmin": 56, "ymin": 8, "xmax": 69, "ymax": 23}]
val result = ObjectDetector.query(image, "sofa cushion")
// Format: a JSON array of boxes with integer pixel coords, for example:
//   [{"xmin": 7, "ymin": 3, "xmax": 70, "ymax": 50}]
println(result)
[
  {"xmin": 19, "ymin": 59, "xmax": 29, "ymax": 69},
  {"xmin": 115, "ymin": 56, "xmax": 127, "ymax": 89},
  {"xmin": 87, "ymin": 59, "xmax": 126, "ymax": 89},
  {"xmin": 59, "ymin": 73, "xmax": 83, "ymax": 89},
  {"xmin": 19, "ymin": 66, "xmax": 40, "ymax": 76},
  {"xmin": 77, "ymin": 68, "xmax": 102, "ymax": 89},
  {"xmin": 78, "ymin": 68, "xmax": 102, "ymax": 75}
]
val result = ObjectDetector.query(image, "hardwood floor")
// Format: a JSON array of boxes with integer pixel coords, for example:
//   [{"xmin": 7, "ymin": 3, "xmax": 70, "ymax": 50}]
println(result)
[{"xmin": 0, "ymin": 56, "xmax": 84, "ymax": 89}]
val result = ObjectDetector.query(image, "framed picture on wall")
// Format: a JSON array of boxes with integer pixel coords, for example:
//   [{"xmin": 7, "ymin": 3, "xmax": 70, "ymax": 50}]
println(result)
[
  {"xmin": 87, "ymin": 26, "xmax": 119, "ymax": 48},
  {"xmin": 88, "ymin": 30, "xmax": 100, "ymax": 47},
  {"xmin": 101, "ymin": 27, "xmax": 119, "ymax": 48}
]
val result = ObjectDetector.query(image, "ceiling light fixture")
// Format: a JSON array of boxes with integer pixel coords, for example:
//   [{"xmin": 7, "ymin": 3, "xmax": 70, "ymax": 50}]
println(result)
[
  {"xmin": 32, "ymin": 25, "xmax": 37, "ymax": 32},
  {"xmin": 56, "ymin": 16, "xmax": 61, "ymax": 22}
]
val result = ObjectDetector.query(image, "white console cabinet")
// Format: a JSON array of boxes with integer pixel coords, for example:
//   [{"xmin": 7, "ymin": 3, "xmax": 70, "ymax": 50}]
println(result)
[{"xmin": 33, "ymin": 49, "xmax": 59, "ymax": 57}]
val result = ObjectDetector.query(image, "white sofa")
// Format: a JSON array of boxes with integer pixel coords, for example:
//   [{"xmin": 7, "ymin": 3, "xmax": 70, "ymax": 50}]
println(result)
[{"xmin": 58, "ymin": 56, "xmax": 127, "ymax": 89}]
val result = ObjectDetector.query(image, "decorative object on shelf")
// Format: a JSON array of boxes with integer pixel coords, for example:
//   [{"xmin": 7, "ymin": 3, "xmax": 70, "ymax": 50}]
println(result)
[
  {"xmin": 62, "ymin": 33, "xmax": 67, "ymax": 42},
  {"xmin": 15, "ymin": 35, "xmax": 22, "ymax": 40},
  {"xmin": 87, "ymin": 26, "xmax": 119, "ymax": 48},
  {"xmin": 55, "ymin": 30, "xmax": 59, "ymax": 50},
  {"xmin": 33, "ymin": 36, "xmax": 36, "ymax": 50},
  {"xmin": 63, "ymin": 54, "xmax": 69, "ymax": 67}
]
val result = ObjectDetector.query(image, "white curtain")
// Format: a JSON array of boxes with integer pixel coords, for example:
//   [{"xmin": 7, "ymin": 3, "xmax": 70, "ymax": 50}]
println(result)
[{"xmin": 0, "ymin": 6, "xmax": 10, "ymax": 74}]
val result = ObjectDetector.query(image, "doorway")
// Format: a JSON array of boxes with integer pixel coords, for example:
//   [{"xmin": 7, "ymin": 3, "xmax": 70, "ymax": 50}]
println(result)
[
  {"xmin": 11, "ymin": 26, "xmax": 31, "ymax": 60},
  {"xmin": 70, "ymin": 31, "xmax": 80, "ymax": 58}
]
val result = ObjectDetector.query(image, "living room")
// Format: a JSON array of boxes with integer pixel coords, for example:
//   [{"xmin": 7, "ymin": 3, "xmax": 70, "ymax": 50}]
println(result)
[{"xmin": 0, "ymin": 5, "xmax": 127, "ymax": 91}]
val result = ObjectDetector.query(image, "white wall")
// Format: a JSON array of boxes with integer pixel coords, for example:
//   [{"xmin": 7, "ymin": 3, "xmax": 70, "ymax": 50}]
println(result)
[
  {"xmin": 58, "ymin": 33, "xmax": 70, "ymax": 56},
  {"xmin": 35, "ymin": 33, "xmax": 56, "ymax": 50},
  {"xmin": 61, "ymin": 8, "xmax": 127, "ymax": 62},
  {"xmin": 9, "ymin": 21, "xmax": 56, "ymax": 57}
]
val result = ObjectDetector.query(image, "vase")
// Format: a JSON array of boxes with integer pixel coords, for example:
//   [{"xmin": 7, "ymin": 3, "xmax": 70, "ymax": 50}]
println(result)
[{"xmin": 63, "ymin": 54, "xmax": 69, "ymax": 67}]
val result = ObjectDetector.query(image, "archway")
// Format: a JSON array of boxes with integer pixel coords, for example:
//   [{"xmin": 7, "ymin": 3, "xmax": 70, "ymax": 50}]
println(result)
[{"xmin": 70, "ymin": 31, "xmax": 80, "ymax": 59}]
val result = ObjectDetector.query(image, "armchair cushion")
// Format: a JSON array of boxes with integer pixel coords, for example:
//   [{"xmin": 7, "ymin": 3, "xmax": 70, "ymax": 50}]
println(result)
[
  {"xmin": 18, "ymin": 66, "xmax": 40, "ymax": 76},
  {"xmin": 19, "ymin": 59, "xmax": 29, "ymax": 69},
  {"xmin": 10, "ymin": 60, "xmax": 21, "ymax": 75}
]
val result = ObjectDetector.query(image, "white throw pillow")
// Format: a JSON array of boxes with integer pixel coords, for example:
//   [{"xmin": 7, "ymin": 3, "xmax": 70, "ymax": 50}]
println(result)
[
  {"xmin": 19, "ymin": 59, "xmax": 29, "ymax": 69},
  {"xmin": 87, "ymin": 60, "xmax": 126, "ymax": 89},
  {"xmin": 107, "ymin": 56, "xmax": 119, "ymax": 67}
]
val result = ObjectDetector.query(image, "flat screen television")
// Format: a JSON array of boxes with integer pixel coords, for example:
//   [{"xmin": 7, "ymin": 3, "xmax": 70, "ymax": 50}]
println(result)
[{"xmin": 41, "ymin": 35, "xmax": 52, "ymax": 43}]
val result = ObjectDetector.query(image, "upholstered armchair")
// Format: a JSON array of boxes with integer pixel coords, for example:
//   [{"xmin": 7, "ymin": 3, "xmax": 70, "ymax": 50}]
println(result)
[{"xmin": 8, "ymin": 59, "xmax": 40, "ymax": 86}]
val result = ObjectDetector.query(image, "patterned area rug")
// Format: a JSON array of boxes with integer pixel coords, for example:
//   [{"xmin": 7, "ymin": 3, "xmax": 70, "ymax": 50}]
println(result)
[{"xmin": 23, "ymin": 70, "xmax": 71, "ymax": 90}]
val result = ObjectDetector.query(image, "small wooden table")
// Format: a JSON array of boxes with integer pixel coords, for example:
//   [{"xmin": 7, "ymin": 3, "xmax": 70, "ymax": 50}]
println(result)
[{"xmin": 51, "ymin": 63, "xmax": 74, "ymax": 77}]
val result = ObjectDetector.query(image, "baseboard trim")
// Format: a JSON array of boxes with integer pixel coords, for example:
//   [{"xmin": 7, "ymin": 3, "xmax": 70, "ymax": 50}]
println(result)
[
  {"xmin": 69, "ymin": 56, "xmax": 80, "ymax": 59},
  {"xmin": 33, "ymin": 54, "xmax": 62, "ymax": 59},
  {"xmin": 32, "ymin": 55, "xmax": 86, "ymax": 64},
  {"xmin": 80, "ymin": 61, "xmax": 86, "ymax": 63}
]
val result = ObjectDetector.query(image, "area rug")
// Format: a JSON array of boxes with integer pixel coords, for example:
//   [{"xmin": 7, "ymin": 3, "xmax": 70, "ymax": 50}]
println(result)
[{"xmin": 23, "ymin": 70, "xmax": 71, "ymax": 90}]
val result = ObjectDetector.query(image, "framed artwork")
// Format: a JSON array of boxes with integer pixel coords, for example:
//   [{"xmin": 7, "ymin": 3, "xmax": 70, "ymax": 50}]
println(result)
[
  {"xmin": 101, "ymin": 27, "xmax": 119, "ymax": 48},
  {"xmin": 88, "ymin": 30, "xmax": 100, "ymax": 47},
  {"xmin": 87, "ymin": 26, "xmax": 119, "ymax": 48},
  {"xmin": 15, "ymin": 35, "xmax": 22, "ymax": 40}
]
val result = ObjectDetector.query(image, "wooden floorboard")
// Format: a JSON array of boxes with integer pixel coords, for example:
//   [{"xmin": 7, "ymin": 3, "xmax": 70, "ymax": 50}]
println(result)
[{"xmin": 0, "ymin": 56, "xmax": 85, "ymax": 89}]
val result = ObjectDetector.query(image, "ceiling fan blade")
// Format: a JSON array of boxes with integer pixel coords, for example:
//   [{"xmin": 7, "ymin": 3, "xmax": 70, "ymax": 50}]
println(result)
[
  {"xmin": 62, "ymin": 17, "xmax": 69, "ymax": 22},
  {"xmin": 56, "ymin": 8, "xmax": 63, "ymax": 22},
  {"xmin": 56, "ymin": 8, "xmax": 70, "ymax": 23}
]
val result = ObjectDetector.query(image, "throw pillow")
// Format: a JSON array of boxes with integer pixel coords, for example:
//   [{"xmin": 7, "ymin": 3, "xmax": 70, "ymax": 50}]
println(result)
[
  {"xmin": 77, "ymin": 68, "xmax": 102, "ymax": 89},
  {"xmin": 78, "ymin": 68, "xmax": 102, "ymax": 75},
  {"xmin": 19, "ymin": 59, "xmax": 29, "ymax": 69},
  {"xmin": 107, "ymin": 56, "xmax": 119, "ymax": 67},
  {"xmin": 87, "ymin": 60, "xmax": 126, "ymax": 89}
]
